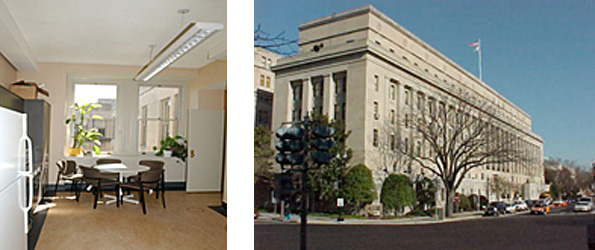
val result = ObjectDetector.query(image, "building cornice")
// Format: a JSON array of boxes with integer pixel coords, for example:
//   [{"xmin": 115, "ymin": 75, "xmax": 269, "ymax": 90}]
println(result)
[{"xmin": 298, "ymin": 4, "xmax": 531, "ymax": 121}]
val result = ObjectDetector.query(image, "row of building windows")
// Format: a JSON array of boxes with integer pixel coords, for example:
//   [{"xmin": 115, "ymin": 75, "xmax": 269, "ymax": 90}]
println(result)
[
  {"xmin": 258, "ymin": 74, "xmax": 271, "ymax": 88},
  {"xmin": 290, "ymin": 71, "xmax": 347, "ymax": 122},
  {"xmin": 370, "ymin": 73, "xmax": 542, "ymax": 178}
]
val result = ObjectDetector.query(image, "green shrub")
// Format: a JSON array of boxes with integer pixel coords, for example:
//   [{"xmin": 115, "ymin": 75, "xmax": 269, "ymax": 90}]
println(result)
[
  {"xmin": 405, "ymin": 209, "xmax": 433, "ymax": 217},
  {"xmin": 381, "ymin": 174, "xmax": 416, "ymax": 215},
  {"xmin": 458, "ymin": 194, "xmax": 471, "ymax": 211},
  {"xmin": 343, "ymin": 164, "xmax": 376, "ymax": 211}
]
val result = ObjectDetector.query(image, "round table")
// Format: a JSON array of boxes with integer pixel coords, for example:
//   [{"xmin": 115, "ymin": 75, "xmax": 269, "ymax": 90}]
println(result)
[{"xmin": 95, "ymin": 163, "xmax": 150, "ymax": 205}]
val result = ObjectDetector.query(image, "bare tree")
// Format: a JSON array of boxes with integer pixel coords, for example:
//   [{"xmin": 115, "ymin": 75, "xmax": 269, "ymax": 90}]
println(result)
[
  {"xmin": 254, "ymin": 24, "xmax": 298, "ymax": 56},
  {"xmin": 489, "ymin": 175, "xmax": 516, "ymax": 201},
  {"xmin": 396, "ymin": 98, "xmax": 528, "ymax": 217}
]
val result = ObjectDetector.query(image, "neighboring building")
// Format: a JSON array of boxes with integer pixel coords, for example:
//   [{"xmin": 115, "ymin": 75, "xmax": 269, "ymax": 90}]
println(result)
[
  {"xmin": 254, "ymin": 47, "xmax": 282, "ymax": 129},
  {"xmin": 272, "ymin": 5, "xmax": 547, "ymax": 202}
]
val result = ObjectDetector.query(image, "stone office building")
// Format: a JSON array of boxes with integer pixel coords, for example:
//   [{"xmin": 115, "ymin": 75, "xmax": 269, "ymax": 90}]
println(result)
[
  {"xmin": 254, "ymin": 47, "xmax": 282, "ymax": 129},
  {"xmin": 272, "ymin": 5, "xmax": 547, "ymax": 202}
]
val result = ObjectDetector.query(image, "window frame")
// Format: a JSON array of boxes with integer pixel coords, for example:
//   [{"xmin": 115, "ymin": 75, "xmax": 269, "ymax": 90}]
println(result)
[{"xmin": 66, "ymin": 76, "xmax": 189, "ymax": 155}]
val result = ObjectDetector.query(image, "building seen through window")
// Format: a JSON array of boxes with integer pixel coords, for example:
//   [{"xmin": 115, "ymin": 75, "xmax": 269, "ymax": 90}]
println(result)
[
  {"xmin": 138, "ymin": 86, "xmax": 179, "ymax": 153},
  {"xmin": 73, "ymin": 84, "xmax": 117, "ymax": 153}
]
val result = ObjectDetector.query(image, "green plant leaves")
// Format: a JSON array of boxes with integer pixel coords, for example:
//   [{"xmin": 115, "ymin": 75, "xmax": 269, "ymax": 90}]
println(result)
[
  {"xmin": 66, "ymin": 102, "xmax": 105, "ymax": 153},
  {"xmin": 153, "ymin": 135, "xmax": 188, "ymax": 162}
]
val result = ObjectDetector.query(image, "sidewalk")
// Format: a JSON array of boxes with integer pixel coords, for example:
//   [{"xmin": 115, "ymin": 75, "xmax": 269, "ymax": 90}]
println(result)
[{"xmin": 256, "ymin": 210, "xmax": 494, "ymax": 226}]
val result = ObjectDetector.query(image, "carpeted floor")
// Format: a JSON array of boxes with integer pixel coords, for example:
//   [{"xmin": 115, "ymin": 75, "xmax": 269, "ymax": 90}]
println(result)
[{"xmin": 34, "ymin": 191, "xmax": 226, "ymax": 249}]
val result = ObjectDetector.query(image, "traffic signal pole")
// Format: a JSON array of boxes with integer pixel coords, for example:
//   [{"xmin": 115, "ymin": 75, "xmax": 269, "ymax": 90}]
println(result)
[
  {"xmin": 299, "ymin": 119, "xmax": 310, "ymax": 250},
  {"xmin": 300, "ymin": 163, "xmax": 308, "ymax": 250},
  {"xmin": 275, "ymin": 117, "xmax": 335, "ymax": 250}
]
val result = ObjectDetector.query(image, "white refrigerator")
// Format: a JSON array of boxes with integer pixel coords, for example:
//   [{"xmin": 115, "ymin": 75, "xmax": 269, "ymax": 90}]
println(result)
[{"xmin": 0, "ymin": 106, "xmax": 33, "ymax": 249}]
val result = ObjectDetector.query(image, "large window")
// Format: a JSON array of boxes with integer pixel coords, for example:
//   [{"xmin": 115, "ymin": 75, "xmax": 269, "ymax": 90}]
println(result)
[
  {"xmin": 138, "ymin": 86, "xmax": 180, "ymax": 153},
  {"xmin": 312, "ymin": 76, "xmax": 324, "ymax": 116},
  {"xmin": 290, "ymin": 80, "xmax": 303, "ymax": 121},
  {"xmin": 333, "ymin": 72, "xmax": 347, "ymax": 122},
  {"xmin": 73, "ymin": 84, "xmax": 117, "ymax": 153}
]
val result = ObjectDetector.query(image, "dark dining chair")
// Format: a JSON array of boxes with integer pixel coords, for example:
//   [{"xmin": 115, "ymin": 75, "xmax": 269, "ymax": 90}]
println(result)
[
  {"xmin": 54, "ymin": 160, "xmax": 83, "ymax": 201},
  {"xmin": 128, "ymin": 160, "xmax": 165, "ymax": 198},
  {"xmin": 96, "ymin": 158, "xmax": 122, "ymax": 165},
  {"xmin": 120, "ymin": 169, "xmax": 165, "ymax": 214},
  {"xmin": 80, "ymin": 165, "xmax": 121, "ymax": 209}
]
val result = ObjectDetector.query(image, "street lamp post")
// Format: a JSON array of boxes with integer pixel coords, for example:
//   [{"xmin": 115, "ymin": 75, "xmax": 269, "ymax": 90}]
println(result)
[{"xmin": 337, "ymin": 152, "xmax": 347, "ymax": 222}]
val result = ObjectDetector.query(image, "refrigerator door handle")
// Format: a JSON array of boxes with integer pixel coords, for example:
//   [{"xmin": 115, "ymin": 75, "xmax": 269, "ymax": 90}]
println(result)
[{"xmin": 17, "ymin": 136, "xmax": 34, "ymax": 234}]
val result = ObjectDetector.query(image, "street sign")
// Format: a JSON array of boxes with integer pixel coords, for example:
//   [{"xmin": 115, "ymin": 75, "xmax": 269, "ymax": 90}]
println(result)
[{"xmin": 337, "ymin": 198, "xmax": 344, "ymax": 207}]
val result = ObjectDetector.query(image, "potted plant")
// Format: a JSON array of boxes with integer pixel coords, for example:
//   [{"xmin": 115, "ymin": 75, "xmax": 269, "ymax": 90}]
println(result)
[
  {"xmin": 153, "ymin": 135, "xmax": 188, "ymax": 162},
  {"xmin": 65, "ymin": 103, "xmax": 104, "ymax": 156}
]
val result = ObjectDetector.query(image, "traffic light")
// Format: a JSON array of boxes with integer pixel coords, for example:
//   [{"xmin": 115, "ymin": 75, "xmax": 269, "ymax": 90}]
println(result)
[
  {"xmin": 275, "ymin": 125, "xmax": 306, "ymax": 166},
  {"xmin": 274, "ymin": 172, "xmax": 294, "ymax": 201},
  {"xmin": 310, "ymin": 125, "xmax": 335, "ymax": 164}
]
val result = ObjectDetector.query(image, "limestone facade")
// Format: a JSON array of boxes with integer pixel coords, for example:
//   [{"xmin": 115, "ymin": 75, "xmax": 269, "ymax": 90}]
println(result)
[
  {"xmin": 254, "ymin": 47, "xmax": 281, "ymax": 129},
  {"xmin": 272, "ymin": 5, "xmax": 547, "ymax": 202}
]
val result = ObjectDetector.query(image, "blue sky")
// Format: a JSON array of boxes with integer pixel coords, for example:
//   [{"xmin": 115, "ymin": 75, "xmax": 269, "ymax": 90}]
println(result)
[{"xmin": 255, "ymin": 0, "xmax": 595, "ymax": 168}]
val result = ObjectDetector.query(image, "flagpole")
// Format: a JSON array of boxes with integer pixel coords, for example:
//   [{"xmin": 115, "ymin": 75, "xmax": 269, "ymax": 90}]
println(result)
[{"xmin": 478, "ymin": 39, "xmax": 482, "ymax": 81}]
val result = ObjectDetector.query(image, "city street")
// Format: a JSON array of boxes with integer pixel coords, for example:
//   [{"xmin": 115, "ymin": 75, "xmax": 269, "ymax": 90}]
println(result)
[{"xmin": 255, "ymin": 208, "xmax": 594, "ymax": 249}]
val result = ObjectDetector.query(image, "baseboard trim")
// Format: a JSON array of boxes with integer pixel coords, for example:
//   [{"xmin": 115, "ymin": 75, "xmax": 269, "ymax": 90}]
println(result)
[{"xmin": 49, "ymin": 182, "xmax": 187, "ymax": 195}]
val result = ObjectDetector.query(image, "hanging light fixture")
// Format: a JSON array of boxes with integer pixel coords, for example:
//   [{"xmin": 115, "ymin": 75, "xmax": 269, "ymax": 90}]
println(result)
[{"xmin": 134, "ymin": 21, "xmax": 224, "ymax": 82}]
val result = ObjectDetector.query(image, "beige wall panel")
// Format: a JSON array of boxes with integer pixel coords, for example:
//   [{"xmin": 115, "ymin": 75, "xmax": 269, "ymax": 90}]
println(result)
[
  {"xmin": 189, "ymin": 60, "xmax": 226, "ymax": 109},
  {"xmin": 0, "ymin": 54, "xmax": 16, "ymax": 88}
]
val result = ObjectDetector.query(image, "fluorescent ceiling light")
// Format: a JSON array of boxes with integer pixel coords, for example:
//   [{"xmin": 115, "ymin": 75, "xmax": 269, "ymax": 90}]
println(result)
[{"xmin": 134, "ymin": 22, "xmax": 224, "ymax": 82}]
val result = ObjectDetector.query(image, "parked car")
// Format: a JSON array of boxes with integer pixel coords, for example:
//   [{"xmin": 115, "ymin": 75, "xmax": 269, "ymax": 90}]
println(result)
[
  {"xmin": 573, "ymin": 201, "xmax": 592, "ymax": 212},
  {"xmin": 484, "ymin": 201, "xmax": 507, "ymax": 216},
  {"xmin": 578, "ymin": 197, "xmax": 593, "ymax": 204},
  {"xmin": 530, "ymin": 202, "xmax": 550, "ymax": 215},
  {"xmin": 552, "ymin": 200, "xmax": 567, "ymax": 207},
  {"xmin": 505, "ymin": 202, "xmax": 516, "ymax": 214},
  {"xmin": 513, "ymin": 201, "xmax": 529, "ymax": 212}
]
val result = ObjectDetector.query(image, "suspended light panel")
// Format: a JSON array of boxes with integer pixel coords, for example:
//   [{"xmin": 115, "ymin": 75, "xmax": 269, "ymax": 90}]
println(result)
[{"xmin": 134, "ymin": 22, "xmax": 224, "ymax": 82}]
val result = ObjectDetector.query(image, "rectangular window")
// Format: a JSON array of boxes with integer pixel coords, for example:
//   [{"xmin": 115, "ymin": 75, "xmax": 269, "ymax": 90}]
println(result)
[
  {"xmin": 259, "ymin": 74, "xmax": 265, "ymax": 86},
  {"xmin": 138, "ymin": 86, "xmax": 180, "ymax": 153},
  {"xmin": 73, "ymin": 84, "xmax": 118, "ymax": 153},
  {"xmin": 404, "ymin": 113, "xmax": 409, "ymax": 128},
  {"xmin": 389, "ymin": 84, "xmax": 396, "ymax": 100},
  {"xmin": 261, "ymin": 56, "xmax": 266, "ymax": 67},
  {"xmin": 417, "ymin": 92, "xmax": 424, "ymax": 111},
  {"xmin": 404, "ymin": 88, "xmax": 410, "ymax": 106},
  {"xmin": 291, "ymin": 80, "xmax": 303, "ymax": 121},
  {"xmin": 312, "ymin": 76, "xmax": 324, "ymax": 116},
  {"xmin": 333, "ymin": 72, "xmax": 347, "ymax": 122},
  {"xmin": 373, "ymin": 101, "xmax": 379, "ymax": 119},
  {"xmin": 373, "ymin": 129, "xmax": 378, "ymax": 147},
  {"xmin": 265, "ymin": 76, "xmax": 271, "ymax": 88},
  {"xmin": 428, "ymin": 98, "xmax": 435, "ymax": 115},
  {"xmin": 160, "ymin": 97, "xmax": 171, "ymax": 141},
  {"xmin": 390, "ymin": 109, "xmax": 395, "ymax": 125},
  {"xmin": 374, "ymin": 75, "xmax": 379, "ymax": 92},
  {"xmin": 390, "ymin": 134, "xmax": 396, "ymax": 151}
]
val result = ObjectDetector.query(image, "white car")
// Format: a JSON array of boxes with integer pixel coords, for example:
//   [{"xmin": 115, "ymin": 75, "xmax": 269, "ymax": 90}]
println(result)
[
  {"xmin": 505, "ymin": 202, "xmax": 516, "ymax": 213},
  {"xmin": 513, "ymin": 201, "xmax": 528, "ymax": 212},
  {"xmin": 573, "ymin": 202, "xmax": 592, "ymax": 212}
]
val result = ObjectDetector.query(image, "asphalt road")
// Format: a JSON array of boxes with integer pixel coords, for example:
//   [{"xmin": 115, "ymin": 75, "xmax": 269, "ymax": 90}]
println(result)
[{"xmin": 255, "ymin": 207, "xmax": 595, "ymax": 250}]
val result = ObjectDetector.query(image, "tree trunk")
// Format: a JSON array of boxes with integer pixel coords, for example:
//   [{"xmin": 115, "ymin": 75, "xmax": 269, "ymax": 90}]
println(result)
[{"xmin": 445, "ymin": 188, "xmax": 455, "ymax": 217}]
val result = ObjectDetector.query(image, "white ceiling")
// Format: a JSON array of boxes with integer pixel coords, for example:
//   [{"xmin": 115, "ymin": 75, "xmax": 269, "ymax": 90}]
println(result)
[{"xmin": 1, "ymin": 0, "xmax": 226, "ymax": 71}]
